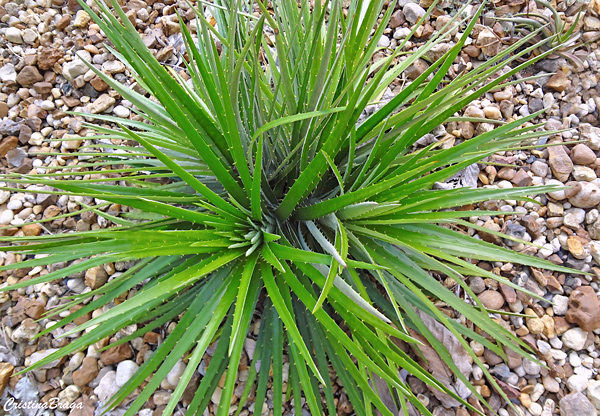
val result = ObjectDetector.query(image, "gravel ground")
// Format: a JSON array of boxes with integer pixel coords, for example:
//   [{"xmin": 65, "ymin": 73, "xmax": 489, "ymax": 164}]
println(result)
[{"xmin": 1, "ymin": 0, "xmax": 600, "ymax": 415}]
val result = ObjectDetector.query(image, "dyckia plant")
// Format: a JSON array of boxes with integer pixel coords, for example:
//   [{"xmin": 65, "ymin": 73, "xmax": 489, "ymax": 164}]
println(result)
[{"xmin": 0, "ymin": 0, "xmax": 576, "ymax": 415}]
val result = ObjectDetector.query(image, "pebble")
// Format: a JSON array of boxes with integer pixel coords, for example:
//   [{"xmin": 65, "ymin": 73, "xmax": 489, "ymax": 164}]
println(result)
[
  {"xmin": 113, "ymin": 105, "xmax": 131, "ymax": 118},
  {"xmin": 58, "ymin": 385, "xmax": 80, "ymax": 405},
  {"xmin": 531, "ymin": 160, "xmax": 549, "ymax": 177},
  {"xmin": 115, "ymin": 360, "xmax": 139, "ymax": 387},
  {"xmin": 478, "ymin": 290, "xmax": 504, "ymax": 309},
  {"xmin": 0, "ymin": 64, "xmax": 16, "ymax": 83},
  {"xmin": 88, "ymin": 94, "xmax": 116, "ymax": 114},
  {"xmin": 553, "ymin": 295, "xmax": 569, "ymax": 315},
  {"xmin": 559, "ymin": 392, "xmax": 597, "ymax": 416},
  {"xmin": 548, "ymin": 144, "xmax": 573, "ymax": 182},
  {"xmin": 587, "ymin": 380, "xmax": 600, "ymax": 410},
  {"xmin": 542, "ymin": 375, "xmax": 560, "ymax": 393},
  {"xmin": 29, "ymin": 349, "xmax": 62, "ymax": 369},
  {"xmin": 562, "ymin": 327, "xmax": 588, "ymax": 351},
  {"xmin": 469, "ymin": 276, "xmax": 486, "ymax": 294},
  {"xmin": 572, "ymin": 165, "xmax": 597, "ymax": 181},
  {"xmin": 566, "ymin": 286, "xmax": 600, "ymax": 331},
  {"xmin": 5, "ymin": 27, "xmax": 23, "ymax": 44},
  {"xmin": 546, "ymin": 70, "xmax": 571, "ymax": 92},
  {"xmin": 0, "ymin": 210, "xmax": 14, "ymax": 225},
  {"xmin": 73, "ymin": 10, "xmax": 91, "ymax": 27},
  {"xmin": 529, "ymin": 404, "xmax": 543, "ymax": 416},
  {"xmin": 571, "ymin": 144, "xmax": 597, "ymax": 165},
  {"xmin": 483, "ymin": 106, "xmax": 502, "ymax": 120},
  {"xmin": 68, "ymin": 352, "xmax": 85, "ymax": 372},
  {"xmin": 546, "ymin": 179, "xmax": 567, "ymax": 200},
  {"xmin": 102, "ymin": 60, "xmax": 126, "ymax": 74},
  {"xmin": 581, "ymin": 124, "xmax": 600, "ymax": 150},
  {"xmin": 163, "ymin": 359, "xmax": 186, "ymax": 389},
  {"xmin": 477, "ymin": 27, "xmax": 500, "ymax": 56},
  {"xmin": 567, "ymin": 374, "xmax": 589, "ymax": 392},
  {"xmin": 543, "ymin": 92, "xmax": 555, "ymax": 109},
  {"xmin": 377, "ymin": 35, "xmax": 390, "ymax": 48},
  {"xmin": 62, "ymin": 59, "xmax": 89, "ymax": 82},
  {"xmin": 568, "ymin": 182, "xmax": 600, "ymax": 208},
  {"xmin": 73, "ymin": 357, "xmax": 98, "ymax": 387},
  {"xmin": 94, "ymin": 371, "xmax": 118, "ymax": 403},
  {"xmin": 403, "ymin": 3, "xmax": 425, "ymax": 24},
  {"xmin": 523, "ymin": 358, "xmax": 541, "ymax": 376}
]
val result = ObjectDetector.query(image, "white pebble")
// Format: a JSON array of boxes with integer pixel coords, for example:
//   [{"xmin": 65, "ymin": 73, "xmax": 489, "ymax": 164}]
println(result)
[
  {"xmin": 0, "ymin": 209, "xmax": 14, "ymax": 225},
  {"xmin": 113, "ymin": 105, "xmax": 130, "ymax": 118},
  {"xmin": 6, "ymin": 200, "xmax": 22, "ymax": 211}
]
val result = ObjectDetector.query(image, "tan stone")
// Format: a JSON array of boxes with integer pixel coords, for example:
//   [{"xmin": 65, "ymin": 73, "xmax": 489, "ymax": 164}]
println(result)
[
  {"xmin": 0, "ymin": 363, "xmax": 14, "ymax": 396},
  {"xmin": 43, "ymin": 205, "xmax": 62, "ymax": 219},
  {"xmin": 84, "ymin": 267, "xmax": 108, "ymax": 289},
  {"xmin": 548, "ymin": 144, "xmax": 573, "ymax": 182},
  {"xmin": 554, "ymin": 316, "xmax": 571, "ymax": 335},
  {"xmin": 22, "ymin": 223, "xmax": 42, "ymax": 236},
  {"xmin": 542, "ymin": 315, "xmax": 556, "ymax": 338},
  {"xmin": 546, "ymin": 70, "xmax": 571, "ymax": 92}
]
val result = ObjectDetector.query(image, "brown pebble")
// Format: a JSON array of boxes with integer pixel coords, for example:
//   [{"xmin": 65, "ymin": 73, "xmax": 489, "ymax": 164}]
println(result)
[
  {"xmin": 566, "ymin": 286, "xmax": 600, "ymax": 331},
  {"xmin": 100, "ymin": 343, "xmax": 133, "ymax": 365},
  {"xmin": 478, "ymin": 290, "xmax": 505, "ymax": 310},
  {"xmin": 0, "ymin": 136, "xmax": 19, "ymax": 157},
  {"xmin": 73, "ymin": 357, "xmax": 98, "ymax": 386},
  {"xmin": 56, "ymin": 15, "xmax": 72, "ymax": 31}
]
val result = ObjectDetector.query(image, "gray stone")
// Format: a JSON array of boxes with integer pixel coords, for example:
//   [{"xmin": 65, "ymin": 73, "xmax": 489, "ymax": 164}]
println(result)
[
  {"xmin": 29, "ymin": 349, "xmax": 62, "ymax": 369},
  {"xmin": 0, "ymin": 63, "xmax": 17, "ymax": 83},
  {"xmin": 94, "ymin": 371, "xmax": 118, "ymax": 403},
  {"xmin": 6, "ymin": 148, "xmax": 27, "ymax": 168},
  {"xmin": 504, "ymin": 221, "xmax": 526, "ymax": 246},
  {"xmin": 403, "ymin": 3, "xmax": 425, "ymax": 24},
  {"xmin": 164, "ymin": 359, "xmax": 186, "ymax": 389},
  {"xmin": 580, "ymin": 123, "xmax": 600, "ymax": 150},
  {"xmin": 559, "ymin": 392, "xmax": 597, "ymax": 416},
  {"xmin": 62, "ymin": 59, "xmax": 89, "ymax": 82},
  {"xmin": 531, "ymin": 160, "xmax": 549, "ymax": 177},
  {"xmin": 0, "ymin": 120, "xmax": 21, "ymax": 136},
  {"xmin": 469, "ymin": 276, "xmax": 486, "ymax": 294},
  {"xmin": 523, "ymin": 358, "xmax": 541, "ymax": 376}
]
